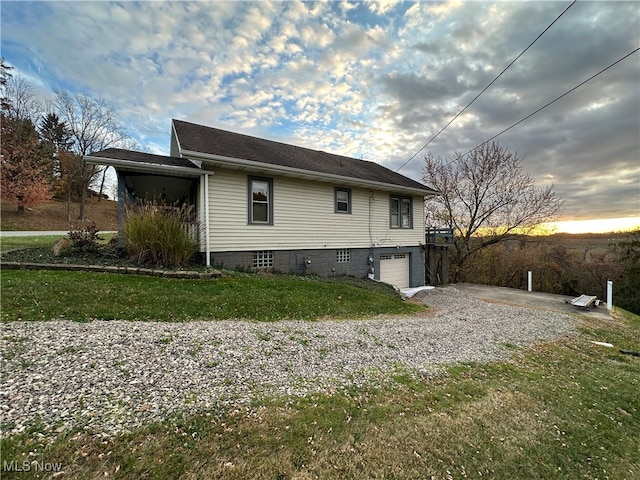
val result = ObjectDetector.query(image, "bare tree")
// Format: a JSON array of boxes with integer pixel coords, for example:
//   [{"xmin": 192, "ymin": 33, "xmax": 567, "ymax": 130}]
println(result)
[
  {"xmin": 422, "ymin": 141, "xmax": 564, "ymax": 281},
  {"xmin": 53, "ymin": 91, "xmax": 128, "ymax": 218},
  {"xmin": 3, "ymin": 72, "xmax": 43, "ymax": 122}
]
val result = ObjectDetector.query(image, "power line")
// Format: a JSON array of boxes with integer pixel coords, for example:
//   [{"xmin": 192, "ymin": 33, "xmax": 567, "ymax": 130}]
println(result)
[
  {"xmin": 461, "ymin": 46, "xmax": 640, "ymax": 158},
  {"xmin": 395, "ymin": 0, "xmax": 577, "ymax": 173}
]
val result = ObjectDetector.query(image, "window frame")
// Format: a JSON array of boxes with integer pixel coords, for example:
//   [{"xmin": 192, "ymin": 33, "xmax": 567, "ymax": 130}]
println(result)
[
  {"xmin": 334, "ymin": 187, "xmax": 352, "ymax": 214},
  {"xmin": 389, "ymin": 195, "xmax": 413, "ymax": 229},
  {"xmin": 248, "ymin": 176, "xmax": 274, "ymax": 225}
]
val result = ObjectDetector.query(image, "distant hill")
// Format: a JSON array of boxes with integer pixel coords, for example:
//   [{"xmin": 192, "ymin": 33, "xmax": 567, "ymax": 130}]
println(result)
[{"xmin": 1, "ymin": 198, "xmax": 118, "ymax": 231}]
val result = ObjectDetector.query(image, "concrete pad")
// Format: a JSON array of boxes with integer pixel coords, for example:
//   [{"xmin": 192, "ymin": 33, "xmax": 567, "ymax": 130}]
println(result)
[{"xmin": 452, "ymin": 283, "xmax": 611, "ymax": 320}]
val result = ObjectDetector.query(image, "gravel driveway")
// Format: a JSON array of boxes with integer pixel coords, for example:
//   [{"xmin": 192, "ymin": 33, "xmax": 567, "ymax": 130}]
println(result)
[{"xmin": 1, "ymin": 286, "xmax": 579, "ymax": 438}]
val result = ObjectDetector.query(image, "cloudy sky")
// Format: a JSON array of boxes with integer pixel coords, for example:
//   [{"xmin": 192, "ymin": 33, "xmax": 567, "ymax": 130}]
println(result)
[{"xmin": 2, "ymin": 0, "xmax": 639, "ymax": 228}]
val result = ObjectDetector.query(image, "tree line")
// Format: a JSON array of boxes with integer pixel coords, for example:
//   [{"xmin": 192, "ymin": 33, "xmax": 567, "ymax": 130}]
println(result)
[
  {"xmin": 0, "ymin": 59, "xmax": 134, "ymax": 220},
  {"xmin": 421, "ymin": 141, "xmax": 638, "ymax": 314}
]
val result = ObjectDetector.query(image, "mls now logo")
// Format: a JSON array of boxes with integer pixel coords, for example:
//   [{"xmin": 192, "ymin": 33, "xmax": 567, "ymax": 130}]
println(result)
[{"xmin": 3, "ymin": 460, "xmax": 63, "ymax": 472}]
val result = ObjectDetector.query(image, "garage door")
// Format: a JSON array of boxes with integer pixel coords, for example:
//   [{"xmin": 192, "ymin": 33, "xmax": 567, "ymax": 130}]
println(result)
[{"xmin": 380, "ymin": 253, "xmax": 410, "ymax": 288}]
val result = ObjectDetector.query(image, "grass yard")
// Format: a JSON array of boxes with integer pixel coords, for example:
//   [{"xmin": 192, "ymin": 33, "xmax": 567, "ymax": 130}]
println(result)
[
  {"xmin": 1, "ymin": 310, "xmax": 638, "ymax": 479},
  {"xmin": 0, "ymin": 235, "xmax": 69, "ymax": 253},
  {"xmin": 0, "ymin": 270, "xmax": 423, "ymax": 322}
]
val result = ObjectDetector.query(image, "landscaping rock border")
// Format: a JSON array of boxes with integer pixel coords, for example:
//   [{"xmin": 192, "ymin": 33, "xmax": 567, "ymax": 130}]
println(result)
[{"xmin": 0, "ymin": 261, "xmax": 222, "ymax": 279}]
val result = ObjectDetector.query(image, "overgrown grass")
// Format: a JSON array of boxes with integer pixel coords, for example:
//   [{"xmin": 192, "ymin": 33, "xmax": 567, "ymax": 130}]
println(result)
[
  {"xmin": 2, "ymin": 310, "xmax": 638, "ymax": 479},
  {"xmin": 123, "ymin": 202, "xmax": 197, "ymax": 267},
  {"xmin": 0, "ymin": 270, "xmax": 422, "ymax": 322}
]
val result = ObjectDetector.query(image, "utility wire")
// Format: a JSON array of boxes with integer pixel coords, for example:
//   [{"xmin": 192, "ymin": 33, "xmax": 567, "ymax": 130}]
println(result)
[
  {"xmin": 395, "ymin": 0, "xmax": 577, "ymax": 173},
  {"xmin": 461, "ymin": 46, "xmax": 640, "ymax": 158}
]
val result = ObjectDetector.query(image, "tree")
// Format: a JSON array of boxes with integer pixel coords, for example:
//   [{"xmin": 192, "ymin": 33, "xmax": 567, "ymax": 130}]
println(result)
[
  {"xmin": 612, "ymin": 229, "xmax": 640, "ymax": 314},
  {"xmin": 53, "ymin": 91, "xmax": 129, "ymax": 218},
  {"xmin": 3, "ymin": 71, "xmax": 42, "ymax": 122},
  {"xmin": 56, "ymin": 150, "xmax": 85, "ymax": 222},
  {"xmin": 1, "ymin": 58, "xmax": 13, "ymax": 113},
  {"xmin": 1, "ymin": 115, "xmax": 53, "ymax": 211},
  {"xmin": 422, "ymin": 141, "xmax": 564, "ymax": 281},
  {"xmin": 38, "ymin": 112, "xmax": 75, "ymax": 199},
  {"xmin": 39, "ymin": 112, "xmax": 74, "ymax": 156}
]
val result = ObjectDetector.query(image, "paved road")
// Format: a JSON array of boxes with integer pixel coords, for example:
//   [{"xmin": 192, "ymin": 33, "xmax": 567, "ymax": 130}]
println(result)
[
  {"xmin": 0, "ymin": 231, "xmax": 116, "ymax": 237},
  {"xmin": 453, "ymin": 282, "xmax": 611, "ymax": 320}
]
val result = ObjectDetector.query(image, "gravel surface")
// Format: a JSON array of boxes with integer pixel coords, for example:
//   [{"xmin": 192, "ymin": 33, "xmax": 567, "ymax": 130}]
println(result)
[{"xmin": 1, "ymin": 287, "xmax": 579, "ymax": 438}]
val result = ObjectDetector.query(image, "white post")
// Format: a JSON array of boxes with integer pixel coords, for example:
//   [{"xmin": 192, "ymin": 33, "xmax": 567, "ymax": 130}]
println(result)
[
  {"xmin": 527, "ymin": 271, "xmax": 532, "ymax": 292},
  {"xmin": 203, "ymin": 173, "xmax": 211, "ymax": 267},
  {"xmin": 607, "ymin": 280, "xmax": 613, "ymax": 311}
]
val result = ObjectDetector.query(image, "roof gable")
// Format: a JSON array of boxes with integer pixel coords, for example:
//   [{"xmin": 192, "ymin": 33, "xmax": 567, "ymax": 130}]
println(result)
[{"xmin": 172, "ymin": 119, "xmax": 436, "ymax": 194}]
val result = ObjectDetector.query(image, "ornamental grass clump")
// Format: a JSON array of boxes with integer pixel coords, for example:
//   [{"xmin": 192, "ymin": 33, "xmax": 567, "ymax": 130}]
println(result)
[{"xmin": 123, "ymin": 200, "xmax": 198, "ymax": 267}]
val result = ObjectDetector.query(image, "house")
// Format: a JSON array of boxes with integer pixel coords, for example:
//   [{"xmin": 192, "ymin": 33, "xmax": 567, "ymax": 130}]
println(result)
[{"xmin": 85, "ymin": 119, "xmax": 439, "ymax": 288}]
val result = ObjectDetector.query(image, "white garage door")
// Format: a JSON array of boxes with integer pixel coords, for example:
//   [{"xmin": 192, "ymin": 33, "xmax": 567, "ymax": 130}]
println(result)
[{"xmin": 380, "ymin": 253, "xmax": 410, "ymax": 288}]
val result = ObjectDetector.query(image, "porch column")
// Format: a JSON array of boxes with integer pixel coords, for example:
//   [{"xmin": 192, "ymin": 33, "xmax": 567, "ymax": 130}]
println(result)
[
  {"xmin": 203, "ymin": 173, "xmax": 211, "ymax": 266},
  {"xmin": 117, "ymin": 170, "xmax": 127, "ymax": 244}
]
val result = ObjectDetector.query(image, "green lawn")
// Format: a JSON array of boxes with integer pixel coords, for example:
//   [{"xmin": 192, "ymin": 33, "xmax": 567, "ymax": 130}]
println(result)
[
  {"xmin": 0, "ymin": 270, "xmax": 423, "ymax": 322},
  {"xmin": 1, "ymin": 233, "xmax": 115, "ymax": 253},
  {"xmin": 0, "ymin": 235, "xmax": 66, "ymax": 253}
]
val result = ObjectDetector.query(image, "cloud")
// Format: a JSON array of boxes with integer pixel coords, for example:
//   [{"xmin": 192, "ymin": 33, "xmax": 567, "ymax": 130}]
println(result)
[{"xmin": 1, "ymin": 0, "xmax": 638, "ymax": 222}]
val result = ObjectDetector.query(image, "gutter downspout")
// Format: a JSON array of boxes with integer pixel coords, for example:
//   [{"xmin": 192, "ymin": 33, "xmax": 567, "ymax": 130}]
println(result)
[{"xmin": 204, "ymin": 173, "xmax": 211, "ymax": 266}]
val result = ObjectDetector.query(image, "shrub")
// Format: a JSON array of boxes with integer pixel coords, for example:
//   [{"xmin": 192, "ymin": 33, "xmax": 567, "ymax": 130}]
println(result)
[
  {"xmin": 68, "ymin": 221, "xmax": 100, "ymax": 252},
  {"xmin": 123, "ymin": 200, "xmax": 199, "ymax": 267}
]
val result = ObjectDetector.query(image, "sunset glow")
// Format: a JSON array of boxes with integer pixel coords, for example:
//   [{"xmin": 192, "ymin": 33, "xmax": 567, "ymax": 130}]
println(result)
[{"xmin": 543, "ymin": 217, "xmax": 640, "ymax": 234}]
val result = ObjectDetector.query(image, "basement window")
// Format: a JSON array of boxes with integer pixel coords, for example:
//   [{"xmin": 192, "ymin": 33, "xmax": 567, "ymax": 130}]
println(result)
[
  {"xmin": 336, "ymin": 248, "xmax": 351, "ymax": 263},
  {"xmin": 253, "ymin": 251, "xmax": 273, "ymax": 268}
]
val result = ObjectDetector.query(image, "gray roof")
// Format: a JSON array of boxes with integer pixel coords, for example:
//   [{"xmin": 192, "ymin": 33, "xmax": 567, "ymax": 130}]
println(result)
[
  {"xmin": 84, "ymin": 148, "xmax": 204, "ymax": 178},
  {"xmin": 173, "ymin": 119, "xmax": 436, "ymax": 194},
  {"xmin": 87, "ymin": 148, "xmax": 195, "ymax": 169}
]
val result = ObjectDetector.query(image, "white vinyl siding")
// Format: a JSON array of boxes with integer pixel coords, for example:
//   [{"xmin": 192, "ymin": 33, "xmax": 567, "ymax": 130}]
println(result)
[{"xmin": 205, "ymin": 169, "xmax": 425, "ymax": 252}]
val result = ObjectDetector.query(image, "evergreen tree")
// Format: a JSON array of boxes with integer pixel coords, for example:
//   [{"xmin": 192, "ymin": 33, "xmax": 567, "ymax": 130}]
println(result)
[{"xmin": 38, "ymin": 112, "xmax": 74, "ymax": 185}]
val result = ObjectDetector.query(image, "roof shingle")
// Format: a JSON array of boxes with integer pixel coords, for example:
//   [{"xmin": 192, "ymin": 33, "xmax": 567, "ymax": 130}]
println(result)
[
  {"xmin": 173, "ymin": 119, "xmax": 435, "ymax": 193},
  {"xmin": 88, "ymin": 148, "xmax": 196, "ymax": 169}
]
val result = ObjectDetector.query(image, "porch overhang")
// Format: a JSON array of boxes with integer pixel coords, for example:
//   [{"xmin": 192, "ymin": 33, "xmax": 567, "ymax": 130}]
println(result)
[{"xmin": 84, "ymin": 154, "xmax": 204, "ymax": 178}]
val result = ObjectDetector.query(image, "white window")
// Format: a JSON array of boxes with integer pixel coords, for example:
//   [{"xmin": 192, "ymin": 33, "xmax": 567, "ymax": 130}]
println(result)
[
  {"xmin": 335, "ymin": 188, "xmax": 351, "ymax": 213},
  {"xmin": 249, "ymin": 176, "xmax": 273, "ymax": 224},
  {"xmin": 253, "ymin": 251, "xmax": 273, "ymax": 268},
  {"xmin": 336, "ymin": 248, "xmax": 351, "ymax": 263}
]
